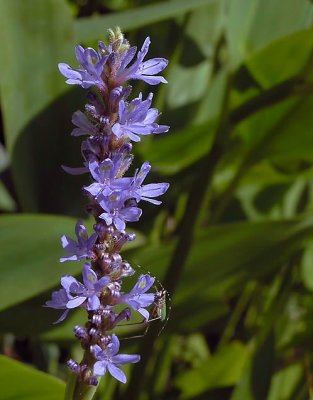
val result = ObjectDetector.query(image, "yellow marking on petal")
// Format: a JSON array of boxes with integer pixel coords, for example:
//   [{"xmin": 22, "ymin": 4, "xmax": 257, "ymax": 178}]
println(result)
[
  {"xmin": 88, "ymin": 274, "xmax": 97, "ymax": 283},
  {"xmin": 109, "ymin": 194, "xmax": 119, "ymax": 202}
]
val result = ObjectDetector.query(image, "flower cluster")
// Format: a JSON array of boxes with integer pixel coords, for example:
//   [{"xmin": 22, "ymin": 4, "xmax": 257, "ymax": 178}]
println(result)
[{"xmin": 46, "ymin": 28, "xmax": 169, "ymax": 386}]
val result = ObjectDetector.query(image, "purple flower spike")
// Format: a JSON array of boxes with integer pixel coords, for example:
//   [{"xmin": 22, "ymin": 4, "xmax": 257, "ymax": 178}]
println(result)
[
  {"xmin": 115, "ymin": 37, "xmax": 168, "ymax": 86},
  {"xmin": 120, "ymin": 274, "xmax": 155, "ymax": 320},
  {"xmin": 51, "ymin": 29, "xmax": 171, "ymax": 383},
  {"xmin": 91, "ymin": 334, "xmax": 140, "ymax": 383},
  {"xmin": 112, "ymin": 93, "xmax": 169, "ymax": 142},
  {"xmin": 60, "ymin": 220, "xmax": 98, "ymax": 262},
  {"xmin": 58, "ymin": 45, "xmax": 108, "ymax": 89}
]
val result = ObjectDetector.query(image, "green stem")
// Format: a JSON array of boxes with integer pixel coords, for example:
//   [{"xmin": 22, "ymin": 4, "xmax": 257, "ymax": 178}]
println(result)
[
  {"xmin": 217, "ymin": 281, "xmax": 256, "ymax": 349},
  {"xmin": 64, "ymin": 373, "xmax": 99, "ymax": 400},
  {"xmin": 64, "ymin": 348, "xmax": 100, "ymax": 400}
]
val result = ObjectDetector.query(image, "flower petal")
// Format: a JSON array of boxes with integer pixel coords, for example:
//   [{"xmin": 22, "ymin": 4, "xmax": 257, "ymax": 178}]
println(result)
[
  {"xmin": 107, "ymin": 364, "xmax": 127, "ymax": 383},
  {"xmin": 94, "ymin": 361, "xmax": 107, "ymax": 376}
]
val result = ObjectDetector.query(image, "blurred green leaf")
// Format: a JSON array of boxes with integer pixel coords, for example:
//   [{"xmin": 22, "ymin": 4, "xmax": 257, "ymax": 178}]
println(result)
[
  {"xmin": 261, "ymin": 97, "xmax": 313, "ymax": 164},
  {"xmin": 0, "ymin": 181, "xmax": 16, "ymax": 211},
  {"xmin": 231, "ymin": 332, "xmax": 275, "ymax": 400},
  {"xmin": 175, "ymin": 341, "xmax": 248, "ymax": 397},
  {"xmin": 185, "ymin": 2, "xmax": 223, "ymax": 58},
  {"xmin": 74, "ymin": 0, "xmax": 217, "ymax": 42},
  {"xmin": 0, "ymin": 354, "xmax": 65, "ymax": 400},
  {"xmin": 139, "ymin": 120, "xmax": 215, "ymax": 175},
  {"xmin": 0, "ymin": 0, "xmax": 74, "ymax": 152},
  {"xmin": 0, "ymin": 0, "xmax": 78, "ymax": 212},
  {"xmin": 226, "ymin": 0, "xmax": 312, "ymax": 68},
  {"xmin": 268, "ymin": 364, "xmax": 303, "ymax": 400},
  {"xmin": 301, "ymin": 242, "xmax": 313, "ymax": 291},
  {"xmin": 250, "ymin": 330, "xmax": 275, "ymax": 400},
  {"xmin": 167, "ymin": 61, "xmax": 211, "ymax": 108},
  {"xmin": 246, "ymin": 28, "xmax": 313, "ymax": 88},
  {"xmin": 0, "ymin": 142, "xmax": 9, "ymax": 172},
  {"xmin": 234, "ymin": 93, "xmax": 313, "ymax": 173},
  {"xmin": 0, "ymin": 214, "xmax": 82, "ymax": 311}
]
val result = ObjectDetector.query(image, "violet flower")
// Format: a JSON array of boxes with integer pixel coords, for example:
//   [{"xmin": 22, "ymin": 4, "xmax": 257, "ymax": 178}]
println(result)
[
  {"xmin": 114, "ymin": 37, "xmax": 168, "ymax": 85},
  {"xmin": 98, "ymin": 190, "xmax": 142, "ymax": 232},
  {"xmin": 112, "ymin": 93, "xmax": 169, "ymax": 142},
  {"xmin": 58, "ymin": 45, "xmax": 108, "ymax": 89},
  {"xmin": 119, "ymin": 274, "xmax": 155, "ymax": 321},
  {"xmin": 129, "ymin": 161, "xmax": 169, "ymax": 205},
  {"xmin": 60, "ymin": 220, "xmax": 98, "ymax": 262},
  {"xmin": 46, "ymin": 263, "xmax": 110, "ymax": 322},
  {"xmin": 91, "ymin": 334, "xmax": 140, "ymax": 383}
]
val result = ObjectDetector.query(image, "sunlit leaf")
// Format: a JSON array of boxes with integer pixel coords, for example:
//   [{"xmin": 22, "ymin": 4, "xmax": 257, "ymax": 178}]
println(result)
[
  {"xmin": 246, "ymin": 28, "xmax": 313, "ymax": 88},
  {"xmin": 75, "ymin": 0, "xmax": 219, "ymax": 42},
  {"xmin": 175, "ymin": 341, "xmax": 248, "ymax": 397},
  {"xmin": 167, "ymin": 61, "xmax": 211, "ymax": 108},
  {"xmin": 0, "ymin": 181, "xmax": 16, "ymax": 211},
  {"xmin": 226, "ymin": 0, "xmax": 312, "ymax": 67},
  {"xmin": 0, "ymin": 0, "xmax": 77, "ymax": 212},
  {"xmin": 0, "ymin": 355, "xmax": 65, "ymax": 400}
]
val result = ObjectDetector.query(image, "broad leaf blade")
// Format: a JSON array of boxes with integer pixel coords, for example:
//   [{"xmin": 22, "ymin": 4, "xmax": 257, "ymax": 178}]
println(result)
[
  {"xmin": 0, "ymin": 355, "xmax": 65, "ymax": 400},
  {"xmin": 75, "ymin": 0, "xmax": 217, "ymax": 42}
]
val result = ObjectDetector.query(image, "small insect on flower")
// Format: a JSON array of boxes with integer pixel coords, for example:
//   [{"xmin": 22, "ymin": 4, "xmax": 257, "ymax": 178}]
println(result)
[
  {"xmin": 118, "ymin": 267, "xmax": 171, "ymax": 339},
  {"xmin": 148, "ymin": 287, "xmax": 171, "ymax": 336}
]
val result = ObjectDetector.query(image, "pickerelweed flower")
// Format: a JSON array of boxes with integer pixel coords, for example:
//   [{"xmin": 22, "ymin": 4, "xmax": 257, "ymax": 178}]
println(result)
[{"xmin": 46, "ymin": 27, "xmax": 169, "ymax": 391}]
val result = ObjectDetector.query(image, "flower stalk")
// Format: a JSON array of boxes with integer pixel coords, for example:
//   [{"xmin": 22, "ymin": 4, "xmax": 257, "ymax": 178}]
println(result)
[{"xmin": 45, "ymin": 28, "xmax": 169, "ymax": 400}]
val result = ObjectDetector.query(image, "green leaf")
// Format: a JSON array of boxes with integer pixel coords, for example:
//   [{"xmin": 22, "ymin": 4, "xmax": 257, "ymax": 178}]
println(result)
[
  {"xmin": 167, "ymin": 61, "xmax": 211, "ymax": 109},
  {"xmin": 231, "ymin": 332, "xmax": 275, "ymax": 400},
  {"xmin": 260, "ymin": 96, "xmax": 313, "ymax": 164},
  {"xmin": 226, "ymin": 0, "xmax": 313, "ymax": 67},
  {"xmin": 175, "ymin": 341, "xmax": 248, "ymax": 397},
  {"xmin": 139, "ymin": 119, "xmax": 215, "ymax": 175},
  {"xmin": 0, "ymin": 143, "xmax": 9, "ymax": 172},
  {"xmin": 0, "ymin": 0, "xmax": 74, "ymax": 152},
  {"xmin": 0, "ymin": 181, "xmax": 16, "ymax": 211},
  {"xmin": 0, "ymin": 354, "xmax": 65, "ymax": 400},
  {"xmin": 250, "ymin": 330, "xmax": 275, "ymax": 400},
  {"xmin": 0, "ymin": 214, "xmax": 82, "ymax": 311},
  {"xmin": 0, "ymin": 0, "xmax": 78, "ymax": 212},
  {"xmin": 74, "ymin": 0, "xmax": 218, "ymax": 42},
  {"xmin": 301, "ymin": 242, "xmax": 313, "ymax": 291},
  {"xmin": 246, "ymin": 28, "xmax": 313, "ymax": 88},
  {"xmin": 235, "ymin": 92, "xmax": 313, "ymax": 171},
  {"xmin": 184, "ymin": 2, "xmax": 223, "ymax": 58},
  {"xmin": 268, "ymin": 364, "xmax": 303, "ymax": 400}
]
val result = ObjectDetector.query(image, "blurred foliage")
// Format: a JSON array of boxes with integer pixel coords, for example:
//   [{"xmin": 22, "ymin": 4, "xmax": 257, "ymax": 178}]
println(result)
[{"xmin": 1, "ymin": 0, "xmax": 313, "ymax": 399}]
